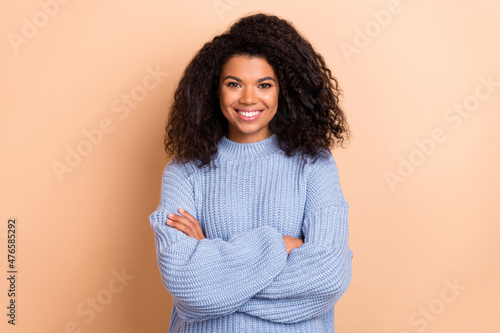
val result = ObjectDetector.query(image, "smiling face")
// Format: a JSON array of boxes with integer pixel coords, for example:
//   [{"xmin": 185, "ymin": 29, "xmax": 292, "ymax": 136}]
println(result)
[{"xmin": 218, "ymin": 55, "xmax": 279, "ymax": 143}]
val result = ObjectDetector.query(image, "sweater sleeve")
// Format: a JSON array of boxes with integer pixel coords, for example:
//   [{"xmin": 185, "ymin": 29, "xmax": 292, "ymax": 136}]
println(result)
[
  {"xmin": 149, "ymin": 159, "xmax": 288, "ymax": 323},
  {"xmin": 237, "ymin": 153, "xmax": 353, "ymax": 323}
]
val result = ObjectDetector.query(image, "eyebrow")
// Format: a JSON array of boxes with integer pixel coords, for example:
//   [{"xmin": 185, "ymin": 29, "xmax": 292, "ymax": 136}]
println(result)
[{"xmin": 222, "ymin": 75, "xmax": 276, "ymax": 83}]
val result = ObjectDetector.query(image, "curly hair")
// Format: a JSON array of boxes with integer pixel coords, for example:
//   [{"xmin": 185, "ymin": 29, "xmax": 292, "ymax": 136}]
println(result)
[{"xmin": 164, "ymin": 12, "xmax": 349, "ymax": 169}]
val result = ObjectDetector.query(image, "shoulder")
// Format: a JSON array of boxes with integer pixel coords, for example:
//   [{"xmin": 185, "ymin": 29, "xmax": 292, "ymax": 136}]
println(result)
[
  {"xmin": 162, "ymin": 158, "xmax": 198, "ymax": 184},
  {"xmin": 304, "ymin": 150, "xmax": 338, "ymax": 179},
  {"xmin": 158, "ymin": 158, "xmax": 198, "ymax": 207},
  {"xmin": 269, "ymin": 148, "xmax": 339, "ymax": 181},
  {"xmin": 303, "ymin": 150, "xmax": 346, "ymax": 208}
]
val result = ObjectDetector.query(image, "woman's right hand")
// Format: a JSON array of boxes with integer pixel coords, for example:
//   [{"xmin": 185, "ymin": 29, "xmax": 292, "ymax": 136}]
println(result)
[
  {"xmin": 282, "ymin": 236, "xmax": 304, "ymax": 255},
  {"xmin": 166, "ymin": 208, "xmax": 206, "ymax": 241}
]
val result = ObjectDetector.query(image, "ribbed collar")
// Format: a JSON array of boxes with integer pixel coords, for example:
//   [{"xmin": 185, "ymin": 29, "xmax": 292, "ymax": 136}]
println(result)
[{"xmin": 217, "ymin": 133, "xmax": 282, "ymax": 161}]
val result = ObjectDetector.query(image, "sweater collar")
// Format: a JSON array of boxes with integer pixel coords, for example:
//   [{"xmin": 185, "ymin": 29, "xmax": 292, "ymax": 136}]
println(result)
[{"xmin": 217, "ymin": 133, "xmax": 281, "ymax": 161}]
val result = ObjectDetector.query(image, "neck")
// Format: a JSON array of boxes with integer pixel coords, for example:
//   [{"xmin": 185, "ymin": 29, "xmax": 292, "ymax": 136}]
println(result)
[{"xmin": 217, "ymin": 133, "xmax": 281, "ymax": 161}]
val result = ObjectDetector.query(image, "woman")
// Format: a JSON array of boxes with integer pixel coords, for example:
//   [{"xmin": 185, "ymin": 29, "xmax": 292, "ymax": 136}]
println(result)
[{"xmin": 149, "ymin": 12, "xmax": 352, "ymax": 332}]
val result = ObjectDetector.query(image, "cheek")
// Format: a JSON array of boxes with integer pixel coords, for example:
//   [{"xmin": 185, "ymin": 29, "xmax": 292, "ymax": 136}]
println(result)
[
  {"xmin": 219, "ymin": 90, "xmax": 238, "ymax": 107},
  {"xmin": 262, "ymin": 91, "xmax": 279, "ymax": 108}
]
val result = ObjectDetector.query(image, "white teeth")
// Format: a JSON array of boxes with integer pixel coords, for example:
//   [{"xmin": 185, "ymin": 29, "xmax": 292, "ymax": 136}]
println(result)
[{"xmin": 237, "ymin": 111, "xmax": 261, "ymax": 117}]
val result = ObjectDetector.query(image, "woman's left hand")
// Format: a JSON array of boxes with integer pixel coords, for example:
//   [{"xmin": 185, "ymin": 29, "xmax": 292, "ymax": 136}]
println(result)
[{"xmin": 166, "ymin": 208, "xmax": 206, "ymax": 241}]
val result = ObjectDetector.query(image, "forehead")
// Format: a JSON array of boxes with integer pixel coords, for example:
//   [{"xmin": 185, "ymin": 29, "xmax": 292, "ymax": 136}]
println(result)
[{"xmin": 220, "ymin": 55, "xmax": 276, "ymax": 77}]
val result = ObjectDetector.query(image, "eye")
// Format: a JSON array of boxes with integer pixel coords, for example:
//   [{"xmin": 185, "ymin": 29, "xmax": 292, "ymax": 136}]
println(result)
[
  {"xmin": 259, "ymin": 83, "xmax": 272, "ymax": 89},
  {"xmin": 227, "ymin": 82, "xmax": 241, "ymax": 88}
]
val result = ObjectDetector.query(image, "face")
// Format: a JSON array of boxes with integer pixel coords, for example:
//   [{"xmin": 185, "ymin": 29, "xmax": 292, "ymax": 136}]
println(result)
[{"xmin": 218, "ymin": 55, "xmax": 279, "ymax": 143}]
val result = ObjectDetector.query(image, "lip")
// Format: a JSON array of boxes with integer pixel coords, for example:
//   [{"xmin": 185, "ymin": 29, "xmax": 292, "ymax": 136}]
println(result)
[
  {"xmin": 236, "ymin": 108, "xmax": 262, "ymax": 112},
  {"xmin": 234, "ymin": 108, "xmax": 264, "ymax": 121}
]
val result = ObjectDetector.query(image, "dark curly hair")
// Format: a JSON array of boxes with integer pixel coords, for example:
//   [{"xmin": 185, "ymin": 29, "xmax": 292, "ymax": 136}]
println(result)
[{"xmin": 164, "ymin": 12, "xmax": 349, "ymax": 169}]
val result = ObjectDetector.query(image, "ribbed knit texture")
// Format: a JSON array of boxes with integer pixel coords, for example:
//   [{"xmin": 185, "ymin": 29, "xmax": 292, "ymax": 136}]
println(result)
[{"xmin": 149, "ymin": 133, "xmax": 353, "ymax": 333}]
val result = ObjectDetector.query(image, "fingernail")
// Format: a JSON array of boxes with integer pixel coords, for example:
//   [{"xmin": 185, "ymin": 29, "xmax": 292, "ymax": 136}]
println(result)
[{"xmin": 179, "ymin": 208, "xmax": 184, "ymax": 212}]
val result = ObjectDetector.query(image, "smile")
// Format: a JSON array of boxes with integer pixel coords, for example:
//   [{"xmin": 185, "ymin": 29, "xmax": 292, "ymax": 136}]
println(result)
[{"xmin": 234, "ymin": 109, "xmax": 264, "ymax": 121}]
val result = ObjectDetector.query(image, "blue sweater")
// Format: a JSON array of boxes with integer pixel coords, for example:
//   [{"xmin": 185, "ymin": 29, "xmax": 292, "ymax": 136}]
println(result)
[{"xmin": 149, "ymin": 133, "xmax": 353, "ymax": 332}]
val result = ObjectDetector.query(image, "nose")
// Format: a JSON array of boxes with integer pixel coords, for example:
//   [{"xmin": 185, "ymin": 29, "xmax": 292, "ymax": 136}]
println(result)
[{"xmin": 239, "ymin": 87, "xmax": 257, "ymax": 104}]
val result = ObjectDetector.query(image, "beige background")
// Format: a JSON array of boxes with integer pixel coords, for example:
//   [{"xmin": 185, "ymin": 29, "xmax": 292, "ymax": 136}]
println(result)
[{"xmin": 1, "ymin": 0, "xmax": 499, "ymax": 332}]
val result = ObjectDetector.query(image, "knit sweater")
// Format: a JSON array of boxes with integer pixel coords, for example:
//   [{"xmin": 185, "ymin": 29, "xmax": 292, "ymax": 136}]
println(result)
[{"xmin": 149, "ymin": 133, "xmax": 353, "ymax": 333}]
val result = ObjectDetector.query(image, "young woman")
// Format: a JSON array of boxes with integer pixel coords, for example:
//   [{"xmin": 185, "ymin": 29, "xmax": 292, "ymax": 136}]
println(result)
[{"xmin": 149, "ymin": 13, "xmax": 352, "ymax": 332}]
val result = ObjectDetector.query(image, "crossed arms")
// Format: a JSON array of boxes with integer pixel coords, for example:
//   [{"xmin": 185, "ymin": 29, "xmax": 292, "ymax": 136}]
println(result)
[{"xmin": 149, "ymin": 157, "xmax": 352, "ymax": 324}]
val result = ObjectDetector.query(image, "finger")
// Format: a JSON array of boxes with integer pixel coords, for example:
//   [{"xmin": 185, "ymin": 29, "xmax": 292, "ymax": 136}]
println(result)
[
  {"xmin": 178, "ymin": 208, "xmax": 200, "ymax": 225},
  {"xmin": 168, "ymin": 210, "xmax": 205, "ymax": 240},
  {"xmin": 178, "ymin": 209, "xmax": 205, "ymax": 240},
  {"xmin": 167, "ymin": 219, "xmax": 205, "ymax": 240},
  {"xmin": 166, "ymin": 219, "xmax": 194, "ymax": 236},
  {"xmin": 168, "ymin": 213, "xmax": 195, "ymax": 228},
  {"xmin": 167, "ymin": 214, "xmax": 197, "ymax": 235}
]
